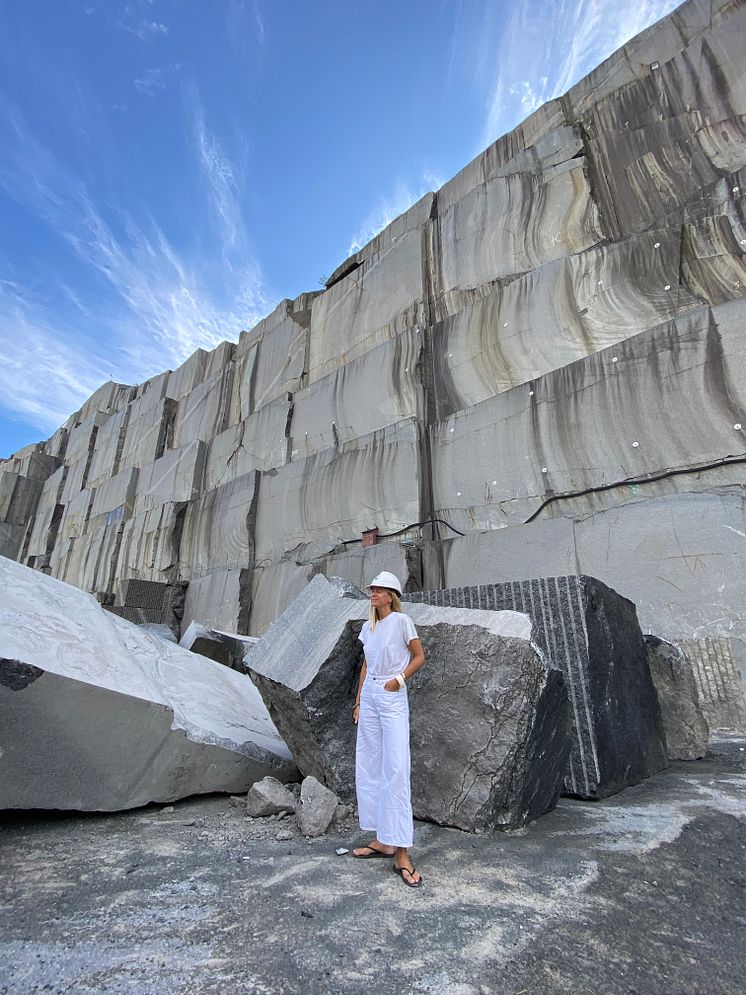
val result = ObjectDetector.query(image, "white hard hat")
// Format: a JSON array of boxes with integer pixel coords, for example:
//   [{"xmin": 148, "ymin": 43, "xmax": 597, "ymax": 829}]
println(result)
[{"xmin": 367, "ymin": 571, "xmax": 403, "ymax": 595}]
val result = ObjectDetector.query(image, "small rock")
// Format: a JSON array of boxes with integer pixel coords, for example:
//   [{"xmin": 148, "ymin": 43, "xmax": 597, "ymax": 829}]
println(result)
[
  {"xmin": 300, "ymin": 910, "xmax": 314, "ymax": 919},
  {"xmin": 161, "ymin": 806, "xmax": 174, "ymax": 814},
  {"xmin": 275, "ymin": 830, "xmax": 293, "ymax": 841},
  {"xmin": 296, "ymin": 776, "xmax": 340, "ymax": 837},
  {"xmin": 247, "ymin": 777, "xmax": 297, "ymax": 818},
  {"xmin": 229, "ymin": 795, "xmax": 246, "ymax": 808},
  {"xmin": 335, "ymin": 847, "xmax": 349, "ymax": 855}
]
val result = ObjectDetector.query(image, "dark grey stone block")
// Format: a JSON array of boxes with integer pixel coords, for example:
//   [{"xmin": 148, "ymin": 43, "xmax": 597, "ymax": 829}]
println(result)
[
  {"xmin": 408, "ymin": 622, "xmax": 571, "ymax": 831},
  {"xmin": 407, "ymin": 576, "xmax": 668, "ymax": 799},
  {"xmin": 180, "ymin": 621, "xmax": 259, "ymax": 674},
  {"xmin": 246, "ymin": 575, "xmax": 573, "ymax": 831}
]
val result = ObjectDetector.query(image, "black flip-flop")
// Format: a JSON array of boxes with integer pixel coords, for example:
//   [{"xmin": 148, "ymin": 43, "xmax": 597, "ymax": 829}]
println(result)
[
  {"xmin": 352, "ymin": 845, "xmax": 395, "ymax": 859},
  {"xmin": 393, "ymin": 864, "xmax": 423, "ymax": 887}
]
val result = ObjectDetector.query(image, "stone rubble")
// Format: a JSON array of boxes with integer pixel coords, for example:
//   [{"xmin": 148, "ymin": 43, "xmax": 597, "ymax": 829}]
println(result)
[{"xmin": 246, "ymin": 777, "xmax": 297, "ymax": 818}]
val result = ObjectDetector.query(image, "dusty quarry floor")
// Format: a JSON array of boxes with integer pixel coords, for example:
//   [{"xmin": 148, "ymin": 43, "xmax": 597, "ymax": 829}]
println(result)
[{"xmin": 1, "ymin": 738, "xmax": 745, "ymax": 995}]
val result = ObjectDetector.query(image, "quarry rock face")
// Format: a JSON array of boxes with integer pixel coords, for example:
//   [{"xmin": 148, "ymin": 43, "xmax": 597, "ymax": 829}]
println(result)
[
  {"xmin": 0, "ymin": 0, "xmax": 744, "ymax": 708},
  {"xmin": 644, "ymin": 636, "xmax": 710, "ymax": 760},
  {"xmin": 407, "ymin": 577, "xmax": 668, "ymax": 799},
  {"xmin": 0, "ymin": 557, "xmax": 297, "ymax": 811},
  {"xmin": 245, "ymin": 575, "xmax": 572, "ymax": 831}
]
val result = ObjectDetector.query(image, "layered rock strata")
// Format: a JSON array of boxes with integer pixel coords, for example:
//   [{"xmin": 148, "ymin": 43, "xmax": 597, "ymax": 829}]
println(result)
[
  {"xmin": 0, "ymin": 557, "xmax": 297, "ymax": 811},
  {"xmin": 0, "ymin": 0, "xmax": 744, "ymax": 666},
  {"xmin": 407, "ymin": 576, "xmax": 668, "ymax": 798}
]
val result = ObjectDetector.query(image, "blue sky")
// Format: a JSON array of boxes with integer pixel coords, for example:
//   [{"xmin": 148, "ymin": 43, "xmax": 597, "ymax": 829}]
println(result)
[{"xmin": 0, "ymin": 0, "xmax": 680, "ymax": 458}]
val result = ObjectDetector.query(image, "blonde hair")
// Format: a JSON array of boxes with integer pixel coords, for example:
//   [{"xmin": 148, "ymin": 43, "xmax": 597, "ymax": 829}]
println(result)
[{"xmin": 368, "ymin": 589, "xmax": 402, "ymax": 631}]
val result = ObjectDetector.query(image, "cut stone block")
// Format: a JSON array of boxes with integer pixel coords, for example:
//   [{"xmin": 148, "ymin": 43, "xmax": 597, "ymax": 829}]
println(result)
[
  {"xmin": 119, "ymin": 396, "xmax": 176, "ymax": 470},
  {"xmin": 24, "ymin": 464, "xmax": 66, "ymax": 560},
  {"xmin": 204, "ymin": 395, "xmax": 291, "ymax": 488},
  {"xmin": 180, "ymin": 568, "xmax": 251, "ymax": 636},
  {"xmin": 289, "ymin": 327, "xmax": 424, "ymax": 461},
  {"xmin": 245, "ymin": 575, "xmax": 572, "ymax": 832},
  {"xmin": 86, "ymin": 406, "xmax": 130, "ymax": 489},
  {"xmin": 407, "ymin": 576, "xmax": 668, "ymax": 799},
  {"xmin": 179, "ymin": 621, "xmax": 258, "ymax": 673},
  {"xmin": 0, "ymin": 557, "xmax": 297, "ymax": 811},
  {"xmin": 172, "ymin": 368, "xmax": 234, "ymax": 449},
  {"xmin": 133, "ymin": 442, "xmax": 205, "ymax": 513},
  {"xmin": 438, "ymin": 158, "xmax": 604, "ymax": 294},
  {"xmin": 232, "ymin": 303, "xmax": 308, "ymax": 418},
  {"xmin": 430, "ymin": 304, "xmax": 746, "ymax": 533},
  {"xmin": 406, "ymin": 612, "xmax": 572, "ymax": 831},
  {"xmin": 253, "ymin": 419, "xmax": 422, "ymax": 564},
  {"xmin": 309, "ymin": 220, "xmax": 428, "ymax": 384},
  {"xmin": 180, "ymin": 471, "xmax": 259, "ymax": 577},
  {"xmin": 644, "ymin": 636, "xmax": 709, "ymax": 760},
  {"xmin": 63, "ymin": 411, "xmax": 110, "ymax": 467}
]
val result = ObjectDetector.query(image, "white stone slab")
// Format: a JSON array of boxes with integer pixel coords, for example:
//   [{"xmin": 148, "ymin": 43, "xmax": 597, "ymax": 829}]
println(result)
[{"xmin": 0, "ymin": 556, "xmax": 296, "ymax": 811}]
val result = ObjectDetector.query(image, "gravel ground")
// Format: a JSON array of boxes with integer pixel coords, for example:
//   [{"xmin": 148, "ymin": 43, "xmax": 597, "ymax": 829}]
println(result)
[{"xmin": 1, "ymin": 737, "xmax": 745, "ymax": 995}]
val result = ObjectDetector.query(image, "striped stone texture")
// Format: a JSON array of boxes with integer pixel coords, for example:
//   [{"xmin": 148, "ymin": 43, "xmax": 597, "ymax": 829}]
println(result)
[
  {"xmin": 406, "ymin": 575, "xmax": 667, "ymax": 799},
  {"xmin": 683, "ymin": 638, "xmax": 746, "ymax": 734}
]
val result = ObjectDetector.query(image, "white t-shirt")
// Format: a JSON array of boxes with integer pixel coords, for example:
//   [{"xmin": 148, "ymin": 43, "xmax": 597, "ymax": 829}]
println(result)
[{"xmin": 359, "ymin": 612, "xmax": 419, "ymax": 677}]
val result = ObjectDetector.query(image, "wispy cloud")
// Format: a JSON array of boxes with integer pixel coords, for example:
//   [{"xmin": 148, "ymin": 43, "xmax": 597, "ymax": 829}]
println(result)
[
  {"xmin": 0, "ymin": 96, "xmax": 274, "ymax": 435},
  {"xmin": 480, "ymin": 0, "xmax": 680, "ymax": 149},
  {"xmin": 115, "ymin": 1, "xmax": 168, "ymax": 41},
  {"xmin": 133, "ymin": 67, "xmax": 166, "ymax": 96},
  {"xmin": 225, "ymin": 0, "xmax": 267, "ymax": 51},
  {"xmin": 253, "ymin": 0, "xmax": 266, "ymax": 47},
  {"xmin": 192, "ymin": 95, "xmax": 243, "ymax": 252},
  {"xmin": 348, "ymin": 170, "xmax": 445, "ymax": 256},
  {"xmin": 0, "ymin": 280, "xmax": 113, "ymax": 433}
]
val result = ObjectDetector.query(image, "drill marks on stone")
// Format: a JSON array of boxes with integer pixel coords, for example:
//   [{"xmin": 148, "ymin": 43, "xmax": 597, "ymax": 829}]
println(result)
[
  {"xmin": 409, "ymin": 576, "xmax": 663, "ymax": 799},
  {"xmin": 561, "ymin": 576, "xmax": 601, "ymax": 786},
  {"xmin": 685, "ymin": 636, "xmax": 746, "ymax": 732}
]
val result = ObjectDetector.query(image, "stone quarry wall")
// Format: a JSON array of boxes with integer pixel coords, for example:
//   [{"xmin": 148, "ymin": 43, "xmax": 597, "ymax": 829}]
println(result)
[{"xmin": 2, "ymin": 0, "xmax": 745, "ymax": 654}]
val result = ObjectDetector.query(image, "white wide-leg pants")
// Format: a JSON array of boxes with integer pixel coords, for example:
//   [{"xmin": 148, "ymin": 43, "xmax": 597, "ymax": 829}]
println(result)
[{"xmin": 355, "ymin": 674, "xmax": 414, "ymax": 848}]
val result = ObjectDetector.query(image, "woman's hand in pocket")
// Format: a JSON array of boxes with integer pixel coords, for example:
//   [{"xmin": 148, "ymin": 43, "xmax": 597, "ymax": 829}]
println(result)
[{"xmin": 383, "ymin": 678, "xmax": 400, "ymax": 692}]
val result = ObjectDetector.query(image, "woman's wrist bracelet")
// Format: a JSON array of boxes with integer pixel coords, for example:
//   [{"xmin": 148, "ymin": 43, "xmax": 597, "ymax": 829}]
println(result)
[
  {"xmin": 352, "ymin": 703, "xmax": 360, "ymax": 712},
  {"xmin": 395, "ymin": 673, "xmax": 406, "ymax": 689}
]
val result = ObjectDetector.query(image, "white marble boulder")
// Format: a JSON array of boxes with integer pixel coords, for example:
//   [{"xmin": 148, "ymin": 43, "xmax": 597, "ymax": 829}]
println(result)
[
  {"xmin": 0, "ymin": 556, "xmax": 297, "ymax": 811},
  {"xmin": 644, "ymin": 636, "xmax": 710, "ymax": 760},
  {"xmin": 244, "ymin": 575, "xmax": 572, "ymax": 832}
]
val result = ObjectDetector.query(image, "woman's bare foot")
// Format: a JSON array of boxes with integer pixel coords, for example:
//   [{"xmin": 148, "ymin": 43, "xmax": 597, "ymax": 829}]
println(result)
[{"xmin": 352, "ymin": 840, "xmax": 396, "ymax": 858}]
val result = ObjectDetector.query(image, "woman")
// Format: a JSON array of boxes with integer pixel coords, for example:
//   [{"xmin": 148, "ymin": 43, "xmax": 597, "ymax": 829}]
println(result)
[{"xmin": 351, "ymin": 571, "xmax": 426, "ymax": 888}]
